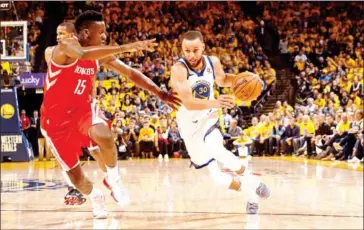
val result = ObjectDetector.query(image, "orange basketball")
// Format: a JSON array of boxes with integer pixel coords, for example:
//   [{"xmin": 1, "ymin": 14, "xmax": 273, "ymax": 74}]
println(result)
[{"xmin": 232, "ymin": 72, "xmax": 263, "ymax": 101}]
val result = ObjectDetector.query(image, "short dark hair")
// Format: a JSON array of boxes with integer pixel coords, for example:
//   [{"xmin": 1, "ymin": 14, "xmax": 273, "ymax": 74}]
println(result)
[
  {"xmin": 182, "ymin": 30, "xmax": 204, "ymax": 42},
  {"xmin": 75, "ymin": 10, "xmax": 103, "ymax": 33},
  {"xmin": 58, "ymin": 22, "xmax": 76, "ymax": 34}
]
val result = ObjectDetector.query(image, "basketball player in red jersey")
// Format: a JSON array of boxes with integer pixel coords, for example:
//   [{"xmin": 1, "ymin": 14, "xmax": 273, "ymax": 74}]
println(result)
[
  {"xmin": 41, "ymin": 21, "xmax": 180, "ymax": 218},
  {"xmin": 42, "ymin": 14, "xmax": 179, "ymax": 217}
]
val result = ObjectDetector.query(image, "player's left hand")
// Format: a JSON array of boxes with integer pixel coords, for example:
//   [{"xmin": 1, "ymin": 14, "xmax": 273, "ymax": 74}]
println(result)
[
  {"xmin": 158, "ymin": 90, "xmax": 182, "ymax": 111},
  {"xmin": 122, "ymin": 39, "xmax": 158, "ymax": 53}
]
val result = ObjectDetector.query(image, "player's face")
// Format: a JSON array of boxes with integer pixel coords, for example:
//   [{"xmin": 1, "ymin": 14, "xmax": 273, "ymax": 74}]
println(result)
[
  {"xmin": 182, "ymin": 38, "xmax": 205, "ymax": 68},
  {"xmin": 56, "ymin": 26, "xmax": 73, "ymax": 44},
  {"xmin": 79, "ymin": 22, "xmax": 107, "ymax": 46}
]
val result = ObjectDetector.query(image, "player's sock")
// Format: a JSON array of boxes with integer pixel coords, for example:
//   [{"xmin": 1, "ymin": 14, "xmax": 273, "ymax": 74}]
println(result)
[
  {"xmin": 105, "ymin": 164, "xmax": 120, "ymax": 185},
  {"xmin": 238, "ymin": 171, "xmax": 261, "ymax": 202},
  {"xmin": 239, "ymin": 171, "xmax": 270, "ymax": 199},
  {"xmin": 89, "ymin": 186, "xmax": 103, "ymax": 198},
  {"xmin": 88, "ymin": 186, "xmax": 107, "ymax": 219}
]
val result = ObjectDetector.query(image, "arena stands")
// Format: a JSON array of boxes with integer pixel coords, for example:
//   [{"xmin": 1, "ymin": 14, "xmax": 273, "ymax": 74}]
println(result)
[
  {"xmin": 5, "ymin": 2, "xmax": 362, "ymax": 163},
  {"xmin": 233, "ymin": 2, "xmax": 363, "ymax": 162}
]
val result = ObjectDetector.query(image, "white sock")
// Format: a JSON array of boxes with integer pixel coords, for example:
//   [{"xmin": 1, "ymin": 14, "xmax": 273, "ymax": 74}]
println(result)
[
  {"xmin": 106, "ymin": 164, "xmax": 120, "ymax": 183},
  {"xmin": 88, "ymin": 186, "xmax": 103, "ymax": 199},
  {"xmin": 239, "ymin": 172, "xmax": 261, "ymax": 203},
  {"xmin": 61, "ymin": 170, "xmax": 74, "ymax": 188}
]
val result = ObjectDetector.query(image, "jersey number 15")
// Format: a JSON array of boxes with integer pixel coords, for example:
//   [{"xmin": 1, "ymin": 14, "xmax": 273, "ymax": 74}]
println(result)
[{"xmin": 74, "ymin": 79, "xmax": 86, "ymax": 95}]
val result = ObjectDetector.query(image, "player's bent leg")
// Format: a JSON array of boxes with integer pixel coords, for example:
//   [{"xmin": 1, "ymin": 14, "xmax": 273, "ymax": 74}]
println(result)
[
  {"xmin": 206, "ymin": 161, "xmax": 258, "ymax": 214},
  {"xmin": 67, "ymin": 164, "xmax": 107, "ymax": 219},
  {"xmin": 89, "ymin": 123, "xmax": 117, "ymax": 168},
  {"xmin": 88, "ymin": 148, "xmax": 107, "ymax": 173},
  {"xmin": 88, "ymin": 148, "xmax": 116, "ymax": 195},
  {"xmin": 207, "ymin": 161, "xmax": 240, "ymax": 190},
  {"xmin": 88, "ymin": 126, "xmax": 130, "ymax": 206},
  {"xmin": 205, "ymin": 129, "xmax": 271, "ymax": 214}
]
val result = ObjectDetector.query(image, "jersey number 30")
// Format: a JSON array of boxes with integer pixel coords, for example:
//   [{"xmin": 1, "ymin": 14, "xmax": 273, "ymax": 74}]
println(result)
[{"xmin": 74, "ymin": 79, "xmax": 86, "ymax": 95}]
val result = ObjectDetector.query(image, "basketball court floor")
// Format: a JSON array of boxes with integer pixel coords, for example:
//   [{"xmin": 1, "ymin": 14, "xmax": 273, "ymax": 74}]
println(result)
[{"xmin": 1, "ymin": 157, "xmax": 363, "ymax": 229}]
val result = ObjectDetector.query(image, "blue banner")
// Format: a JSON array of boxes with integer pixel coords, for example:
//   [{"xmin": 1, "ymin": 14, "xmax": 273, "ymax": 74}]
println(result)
[
  {"xmin": 0, "ymin": 88, "xmax": 33, "ymax": 162},
  {"xmin": 1, "ymin": 88, "xmax": 21, "ymax": 133},
  {"xmin": 19, "ymin": 72, "xmax": 45, "ymax": 89}
]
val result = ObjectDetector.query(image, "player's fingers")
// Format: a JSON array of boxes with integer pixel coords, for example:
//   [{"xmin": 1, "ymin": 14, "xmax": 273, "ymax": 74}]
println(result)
[
  {"xmin": 222, "ymin": 100, "xmax": 235, "ymax": 108},
  {"xmin": 220, "ymin": 98, "xmax": 234, "ymax": 104},
  {"xmin": 168, "ymin": 103, "xmax": 178, "ymax": 111},
  {"xmin": 170, "ymin": 95, "xmax": 182, "ymax": 104},
  {"xmin": 146, "ymin": 38, "xmax": 157, "ymax": 43}
]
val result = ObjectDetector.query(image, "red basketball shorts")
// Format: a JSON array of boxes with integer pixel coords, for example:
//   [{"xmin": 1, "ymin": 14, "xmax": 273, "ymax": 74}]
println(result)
[{"xmin": 41, "ymin": 100, "xmax": 107, "ymax": 171}]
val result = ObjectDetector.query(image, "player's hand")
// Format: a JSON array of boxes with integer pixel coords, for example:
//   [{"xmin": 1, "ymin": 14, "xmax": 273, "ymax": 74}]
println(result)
[
  {"xmin": 58, "ymin": 35, "xmax": 81, "ymax": 51},
  {"xmin": 216, "ymin": 95, "xmax": 235, "ymax": 109},
  {"xmin": 121, "ymin": 39, "xmax": 158, "ymax": 53},
  {"xmin": 59, "ymin": 35, "xmax": 80, "ymax": 45},
  {"xmin": 158, "ymin": 90, "xmax": 182, "ymax": 111}
]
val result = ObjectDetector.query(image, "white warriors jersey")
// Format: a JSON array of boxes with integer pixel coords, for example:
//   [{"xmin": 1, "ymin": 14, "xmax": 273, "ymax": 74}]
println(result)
[{"xmin": 176, "ymin": 55, "xmax": 219, "ymax": 133}]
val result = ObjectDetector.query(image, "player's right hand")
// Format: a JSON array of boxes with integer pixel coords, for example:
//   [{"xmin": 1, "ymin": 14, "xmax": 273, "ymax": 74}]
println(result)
[
  {"xmin": 216, "ymin": 95, "xmax": 235, "ymax": 109},
  {"xmin": 59, "ymin": 35, "xmax": 79, "ymax": 45},
  {"xmin": 122, "ymin": 39, "xmax": 158, "ymax": 53}
]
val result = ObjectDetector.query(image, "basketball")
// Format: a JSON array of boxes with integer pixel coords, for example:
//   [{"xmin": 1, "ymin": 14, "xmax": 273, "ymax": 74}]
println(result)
[{"xmin": 232, "ymin": 72, "xmax": 263, "ymax": 101}]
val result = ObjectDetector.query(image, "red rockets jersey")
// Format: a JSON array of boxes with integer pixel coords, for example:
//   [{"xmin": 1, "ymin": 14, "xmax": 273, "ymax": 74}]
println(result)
[{"xmin": 41, "ymin": 58, "xmax": 99, "ymax": 121}]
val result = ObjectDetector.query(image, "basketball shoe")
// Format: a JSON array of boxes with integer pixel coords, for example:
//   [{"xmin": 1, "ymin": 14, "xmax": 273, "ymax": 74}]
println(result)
[
  {"xmin": 103, "ymin": 177, "xmax": 130, "ymax": 206},
  {"xmin": 256, "ymin": 182, "xmax": 271, "ymax": 199},
  {"xmin": 64, "ymin": 187, "xmax": 87, "ymax": 205},
  {"xmin": 246, "ymin": 202, "xmax": 259, "ymax": 214},
  {"xmin": 90, "ymin": 192, "xmax": 107, "ymax": 219}
]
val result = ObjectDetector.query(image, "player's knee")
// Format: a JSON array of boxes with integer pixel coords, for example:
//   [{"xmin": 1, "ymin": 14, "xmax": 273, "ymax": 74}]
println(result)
[
  {"xmin": 90, "ymin": 124, "xmax": 114, "ymax": 146},
  {"xmin": 235, "ymin": 165, "xmax": 245, "ymax": 175},
  {"xmin": 210, "ymin": 171, "xmax": 232, "ymax": 188}
]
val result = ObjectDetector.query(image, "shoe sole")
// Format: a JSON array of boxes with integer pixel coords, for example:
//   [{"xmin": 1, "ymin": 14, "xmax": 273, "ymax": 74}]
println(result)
[{"xmin": 64, "ymin": 197, "xmax": 86, "ymax": 205}]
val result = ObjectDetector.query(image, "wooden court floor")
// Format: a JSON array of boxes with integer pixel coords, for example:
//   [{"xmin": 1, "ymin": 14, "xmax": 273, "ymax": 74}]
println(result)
[{"xmin": 1, "ymin": 157, "xmax": 363, "ymax": 229}]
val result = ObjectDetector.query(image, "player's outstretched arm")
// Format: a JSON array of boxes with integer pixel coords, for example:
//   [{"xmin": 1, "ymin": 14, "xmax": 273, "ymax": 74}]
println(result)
[
  {"xmin": 58, "ymin": 37, "xmax": 123, "ymax": 60},
  {"xmin": 100, "ymin": 56, "xmax": 181, "ymax": 110},
  {"xmin": 170, "ymin": 63, "xmax": 235, "ymax": 110},
  {"xmin": 59, "ymin": 37, "xmax": 157, "ymax": 60},
  {"xmin": 210, "ymin": 56, "xmax": 236, "ymax": 87},
  {"xmin": 81, "ymin": 39, "xmax": 158, "ymax": 59}
]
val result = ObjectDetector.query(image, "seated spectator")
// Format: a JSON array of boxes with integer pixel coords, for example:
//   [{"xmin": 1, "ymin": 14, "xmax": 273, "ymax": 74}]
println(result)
[
  {"xmin": 294, "ymin": 115, "xmax": 315, "ymax": 157},
  {"xmin": 156, "ymin": 125, "xmax": 169, "ymax": 159},
  {"xmin": 224, "ymin": 119, "xmax": 243, "ymax": 153},
  {"xmin": 138, "ymin": 120, "xmax": 155, "ymax": 158},
  {"xmin": 124, "ymin": 119, "xmax": 140, "ymax": 158},
  {"xmin": 269, "ymin": 117, "xmax": 286, "ymax": 156},
  {"xmin": 282, "ymin": 118, "xmax": 300, "ymax": 155},
  {"xmin": 97, "ymin": 66, "xmax": 107, "ymax": 80},
  {"xmin": 347, "ymin": 134, "xmax": 364, "ymax": 163},
  {"xmin": 254, "ymin": 117, "xmax": 273, "ymax": 156},
  {"xmin": 243, "ymin": 117, "xmax": 260, "ymax": 156},
  {"xmin": 167, "ymin": 121, "xmax": 184, "ymax": 155},
  {"xmin": 108, "ymin": 81, "xmax": 120, "ymax": 94}
]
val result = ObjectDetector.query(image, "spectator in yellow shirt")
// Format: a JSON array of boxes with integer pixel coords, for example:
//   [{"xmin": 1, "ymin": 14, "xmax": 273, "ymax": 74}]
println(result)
[
  {"xmin": 254, "ymin": 119, "xmax": 273, "ymax": 156},
  {"xmin": 336, "ymin": 114, "xmax": 350, "ymax": 134},
  {"xmin": 314, "ymin": 93, "xmax": 326, "ymax": 108},
  {"xmin": 243, "ymin": 117, "xmax": 261, "ymax": 140},
  {"xmin": 138, "ymin": 121, "xmax": 155, "ymax": 158},
  {"xmin": 295, "ymin": 115, "xmax": 315, "ymax": 157}
]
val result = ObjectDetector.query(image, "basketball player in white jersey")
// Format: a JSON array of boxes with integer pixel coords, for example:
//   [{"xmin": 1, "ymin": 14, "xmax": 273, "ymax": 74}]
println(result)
[{"xmin": 171, "ymin": 31, "xmax": 271, "ymax": 214}]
